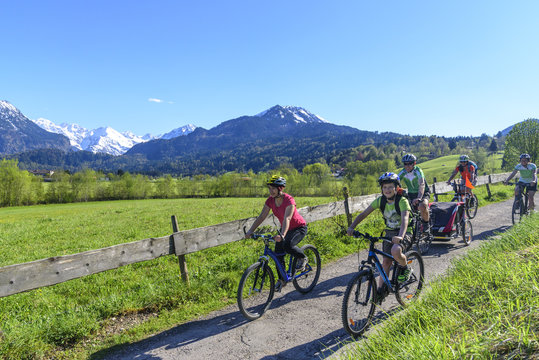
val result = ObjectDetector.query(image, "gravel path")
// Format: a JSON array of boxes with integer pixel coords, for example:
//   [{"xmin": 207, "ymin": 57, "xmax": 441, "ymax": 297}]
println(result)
[{"xmin": 100, "ymin": 199, "xmax": 514, "ymax": 360}]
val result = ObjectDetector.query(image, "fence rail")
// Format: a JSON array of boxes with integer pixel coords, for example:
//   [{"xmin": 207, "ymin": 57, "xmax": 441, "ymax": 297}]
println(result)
[{"xmin": 0, "ymin": 172, "xmax": 511, "ymax": 298}]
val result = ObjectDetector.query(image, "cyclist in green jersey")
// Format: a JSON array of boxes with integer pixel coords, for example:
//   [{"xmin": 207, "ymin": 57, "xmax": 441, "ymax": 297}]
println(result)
[
  {"xmin": 398, "ymin": 154, "xmax": 430, "ymax": 231},
  {"xmin": 347, "ymin": 172, "xmax": 412, "ymax": 288},
  {"xmin": 504, "ymin": 153, "xmax": 537, "ymax": 211}
]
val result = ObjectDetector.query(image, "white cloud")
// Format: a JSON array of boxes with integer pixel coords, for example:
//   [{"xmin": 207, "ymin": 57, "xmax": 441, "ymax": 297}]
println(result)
[{"xmin": 148, "ymin": 98, "xmax": 163, "ymax": 103}]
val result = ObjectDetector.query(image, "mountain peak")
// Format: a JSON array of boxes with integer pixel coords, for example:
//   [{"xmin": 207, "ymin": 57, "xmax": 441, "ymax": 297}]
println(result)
[
  {"xmin": 0, "ymin": 101, "xmax": 71, "ymax": 154},
  {"xmin": 255, "ymin": 105, "xmax": 328, "ymax": 124}
]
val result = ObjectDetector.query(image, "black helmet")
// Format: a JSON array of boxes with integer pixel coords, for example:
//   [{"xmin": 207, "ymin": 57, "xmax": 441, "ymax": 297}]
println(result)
[
  {"xmin": 459, "ymin": 154, "xmax": 469, "ymax": 162},
  {"xmin": 520, "ymin": 153, "xmax": 531, "ymax": 160},
  {"xmin": 267, "ymin": 175, "xmax": 286, "ymax": 187},
  {"xmin": 402, "ymin": 153, "xmax": 417, "ymax": 163},
  {"xmin": 378, "ymin": 172, "xmax": 400, "ymax": 187}
]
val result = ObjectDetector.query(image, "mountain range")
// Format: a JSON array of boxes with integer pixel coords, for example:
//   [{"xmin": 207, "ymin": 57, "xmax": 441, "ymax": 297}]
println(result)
[
  {"xmin": 31, "ymin": 115, "xmax": 196, "ymax": 156},
  {"xmin": 0, "ymin": 100, "xmax": 514, "ymax": 176}
]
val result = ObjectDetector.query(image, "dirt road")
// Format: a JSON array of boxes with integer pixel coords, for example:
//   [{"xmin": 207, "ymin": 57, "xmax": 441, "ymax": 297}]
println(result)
[{"xmin": 100, "ymin": 199, "xmax": 514, "ymax": 360}]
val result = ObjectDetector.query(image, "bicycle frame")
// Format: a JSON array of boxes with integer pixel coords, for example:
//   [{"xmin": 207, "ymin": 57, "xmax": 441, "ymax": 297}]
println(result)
[
  {"xmin": 255, "ymin": 236, "xmax": 312, "ymax": 283},
  {"xmin": 516, "ymin": 183, "xmax": 529, "ymax": 202},
  {"xmin": 359, "ymin": 237, "xmax": 398, "ymax": 292}
]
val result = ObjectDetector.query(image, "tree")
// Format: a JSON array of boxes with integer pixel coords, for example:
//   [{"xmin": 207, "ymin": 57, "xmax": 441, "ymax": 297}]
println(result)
[
  {"xmin": 503, "ymin": 119, "xmax": 539, "ymax": 170},
  {"xmin": 488, "ymin": 138, "xmax": 498, "ymax": 153},
  {"xmin": 302, "ymin": 163, "xmax": 330, "ymax": 186}
]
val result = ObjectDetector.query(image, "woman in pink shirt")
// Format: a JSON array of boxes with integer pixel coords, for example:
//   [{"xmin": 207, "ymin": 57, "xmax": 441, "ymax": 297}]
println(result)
[{"xmin": 245, "ymin": 175, "xmax": 308, "ymax": 291}]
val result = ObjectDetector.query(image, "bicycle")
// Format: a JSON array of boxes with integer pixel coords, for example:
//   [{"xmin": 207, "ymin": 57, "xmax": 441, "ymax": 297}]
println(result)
[
  {"xmin": 406, "ymin": 204, "xmax": 433, "ymax": 255},
  {"xmin": 237, "ymin": 229, "xmax": 321, "ymax": 320},
  {"xmin": 450, "ymin": 181, "xmax": 478, "ymax": 219},
  {"xmin": 341, "ymin": 231, "xmax": 424, "ymax": 338},
  {"xmin": 507, "ymin": 182, "xmax": 531, "ymax": 224}
]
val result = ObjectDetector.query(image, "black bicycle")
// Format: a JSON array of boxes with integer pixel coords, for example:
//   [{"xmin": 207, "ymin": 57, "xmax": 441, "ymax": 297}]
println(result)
[
  {"xmin": 406, "ymin": 205, "xmax": 433, "ymax": 255},
  {"xmin": 451, "ymin": 181, "xmax": 478, "ymax": 219},
  {"xmin": 507, "ymin": 182, "xmax": 531, "ymax": 224},
  {"xmin": 341, "ymin": 231, "xmax": 424, "ymax": 338},
  {"xmin": 237, "ymin": 231, "xmax": 321, "ymax": 320}
]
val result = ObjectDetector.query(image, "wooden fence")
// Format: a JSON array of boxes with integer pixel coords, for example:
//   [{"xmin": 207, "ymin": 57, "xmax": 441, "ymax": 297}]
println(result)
[{"xmin": 0, "ymin": 172, "xmax": 511, "ymax": 298}]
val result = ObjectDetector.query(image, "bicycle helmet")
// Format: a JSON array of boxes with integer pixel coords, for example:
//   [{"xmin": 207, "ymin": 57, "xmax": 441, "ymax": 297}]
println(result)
[
  {"xmin": 266, "ymin": 175, "xmax": 286, "ymax": 187},
  {"xmin": 378, "ymin": 172, "xmax": 400, "ymax": 187},
  {"xmin": 520, "ymin": 153, "xmax": 531, "ymax": 160},
  {"xmin": 459, "ymin": 154, "xmax": 469, "ymax": 162},
  {"xmin": 402, "ymin": 153, "xmax": 417, "ymax": 163}
]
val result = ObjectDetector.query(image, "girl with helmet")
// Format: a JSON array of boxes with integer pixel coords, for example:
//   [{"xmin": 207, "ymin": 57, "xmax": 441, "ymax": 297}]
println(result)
[
  {"xmin": 245, "ymin": 175, "xmax": 308, "ymax": 291},
  {"xmin": 347, "ymin": 172, "xmax": 412, "ymax": 290},
  {"xmin": 398, "ymin": 153, "xmax": 430, "ymax": 231},
  {"xmin": 504, "ymin": 153, "xmax": 537, "ymax": 211}
]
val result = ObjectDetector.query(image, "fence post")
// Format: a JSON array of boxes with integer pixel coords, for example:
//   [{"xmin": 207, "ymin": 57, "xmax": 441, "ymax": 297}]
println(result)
[
  {"xmin": 171, "ymin": 215, "xmax": 190, "ymax": 286},
  {"xmin": 343, "ymin": 187, "xmax": 352, "ymax": 227},
  {"xmin": 432, "ymin": 177, "xmax": 439, "ymax": 202},
  {"xmin": 486, "ymin": 175, "xmax": 492, "ymax": 199}
]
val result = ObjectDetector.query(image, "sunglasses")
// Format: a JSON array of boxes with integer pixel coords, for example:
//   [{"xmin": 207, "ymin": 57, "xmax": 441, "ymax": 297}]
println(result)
[{"xmin": 403, "ymin": 162, "xmax": 414, "ymax": 166}]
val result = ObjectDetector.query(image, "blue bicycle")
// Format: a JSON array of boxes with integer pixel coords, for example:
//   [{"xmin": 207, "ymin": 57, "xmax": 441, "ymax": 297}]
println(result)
[
  {"xmin": 342, "ymin": 231, "xmax": 424, "ymax": 337},
  {"xmin": 237, "ymin": 231, "xmax": 321, "ymax": 320}
]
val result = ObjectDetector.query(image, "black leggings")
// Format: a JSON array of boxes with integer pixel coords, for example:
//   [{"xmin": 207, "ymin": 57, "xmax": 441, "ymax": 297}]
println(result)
[{"xmin": 275, "ymin": 226, "xmax": 307, "ymax": 276}]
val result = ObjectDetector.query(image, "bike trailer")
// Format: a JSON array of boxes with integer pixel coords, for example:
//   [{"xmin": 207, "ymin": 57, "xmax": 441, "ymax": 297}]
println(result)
[{"xmin": 429, "ymin": 201, "xmax": 464, "ymax": 240}]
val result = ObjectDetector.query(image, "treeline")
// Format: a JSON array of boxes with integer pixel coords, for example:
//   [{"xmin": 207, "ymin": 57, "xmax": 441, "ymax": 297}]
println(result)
[{"xmin": 0, "ymin": 159, "xmax": 395, "ymax": 207}]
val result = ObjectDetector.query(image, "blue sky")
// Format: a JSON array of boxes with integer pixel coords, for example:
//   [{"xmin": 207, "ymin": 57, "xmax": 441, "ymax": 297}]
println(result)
[{"xmin": 2, "ymin": 1, "xmax": 538, "ymax": 137}]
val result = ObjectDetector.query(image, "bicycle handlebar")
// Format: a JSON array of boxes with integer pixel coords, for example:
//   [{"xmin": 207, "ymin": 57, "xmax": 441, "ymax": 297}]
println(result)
[
  {"xmin": 243, "ymin": 226, "xmax": 275, "ymax": 242},
  {"xmin": 352, "ymin": 231, "xmax": 392, "ymax": 244}
]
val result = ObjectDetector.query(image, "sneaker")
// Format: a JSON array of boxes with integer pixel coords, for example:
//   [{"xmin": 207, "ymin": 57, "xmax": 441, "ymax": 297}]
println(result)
[
  {"xmin": 397, "ymin": 265, "xmax": 411, "ymax": 283},
  {"xmin": 295, "ymin": 256, "xmax": 308, "ymax": 271},
  {"xmin": 274, "ymin": 279, "xmax": 285, "ymax": 292}
]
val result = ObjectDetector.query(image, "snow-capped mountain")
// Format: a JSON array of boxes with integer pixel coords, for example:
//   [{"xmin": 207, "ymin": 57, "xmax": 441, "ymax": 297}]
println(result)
[
  {"xmin": 255, "ymin": 105, "xmax": 328, "ymax": 124},
  {"xmin": 0, "ymin": 101, "xmax": 71, "ymax": 154},
  {"xmin": 160, "ymin": 124, "xmax": 197, "ymax": 140},
  {"xmin": 32, "ymin": 119, "xmax": 196, "ymax": 156}
]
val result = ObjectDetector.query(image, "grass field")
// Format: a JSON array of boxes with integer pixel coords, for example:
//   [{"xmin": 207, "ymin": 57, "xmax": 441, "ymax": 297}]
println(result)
[
  {"xmin": 0, "ymin": 176, "xmax": 515, "ymax": 359},
  {"xmin": 338, "ymin": 213, "xmax": 539, "ymax": 359},
  {"xmin": 0, "ymin": 196, "xmax": 373, "ymax": 359}
]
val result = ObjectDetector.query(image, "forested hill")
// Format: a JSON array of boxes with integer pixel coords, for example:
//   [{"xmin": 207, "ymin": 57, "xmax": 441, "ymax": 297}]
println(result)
[
  {"xmin": 9, "ymin": 104, "xmax": 499, "ymax": 176},
  {"xmin": 126, "ymin": 105, "xmax": 401, "ymax": 161},
  {"xmin": 11, "ymin": 105, "xmax": 403, "ymax": 175}
]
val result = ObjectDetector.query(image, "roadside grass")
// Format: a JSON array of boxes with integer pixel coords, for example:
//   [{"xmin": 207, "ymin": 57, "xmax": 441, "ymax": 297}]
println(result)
[
  {"xmin": 337, "ymin": 213, "xmax": 539, "ymax": 360},
  {"xmin": 0, "ymin": 196, "xmax": 386, "ymax": 359}
]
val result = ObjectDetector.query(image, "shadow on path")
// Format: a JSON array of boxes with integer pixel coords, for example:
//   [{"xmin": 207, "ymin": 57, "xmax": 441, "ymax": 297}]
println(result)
[{"xmin": 91, "ymin": 272, "xmax": 356, "ymax": 359}]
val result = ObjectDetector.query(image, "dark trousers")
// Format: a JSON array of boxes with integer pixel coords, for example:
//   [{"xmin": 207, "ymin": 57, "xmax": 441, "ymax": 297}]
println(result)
[{"xmin": 275, "ymin": 226, "xmax": 307, "ymax": 278}]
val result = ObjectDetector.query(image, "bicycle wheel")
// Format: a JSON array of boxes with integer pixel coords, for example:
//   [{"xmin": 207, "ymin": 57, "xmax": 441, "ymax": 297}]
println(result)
[
  {"xmin": 466, "ymin": 194, "xmax": 478, "ymax": 219},
  {"xmin": 511, "ymin": 200, "xmax": 522, "ymax": 224},
  {"xmin": 341, "ymin": 270, "xmax": 376, "ymax": 338},
  {"xmin": 395, "ymin": 250, "xmax": 424, "ymax": 307},
  {"xmin": 237, "ymin": 261, "xmax": 275, "ymax": 321},
  {"xmin": 462, "ymin": 219, "xmax": 473, "ymax": 245},
  {"xmin": 292, "ymin": 245, "xmax": 321, "ymax": 293}
]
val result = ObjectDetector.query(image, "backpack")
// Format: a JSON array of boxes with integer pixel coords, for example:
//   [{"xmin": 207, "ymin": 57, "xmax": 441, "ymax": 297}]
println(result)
[{"xmin": 459, "ymin": 160, "xmax": 478, "ymax": 175}]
